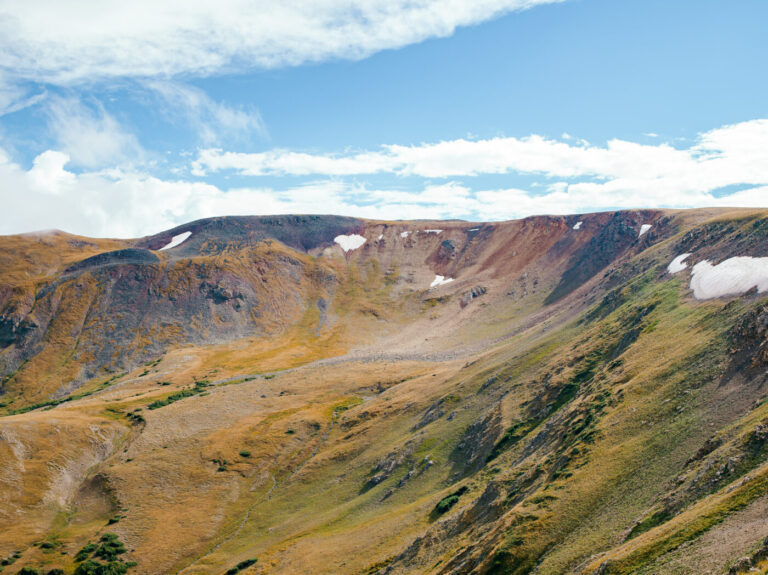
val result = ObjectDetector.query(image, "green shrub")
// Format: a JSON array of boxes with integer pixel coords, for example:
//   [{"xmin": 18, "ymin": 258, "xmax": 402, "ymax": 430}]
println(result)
[
  {"xmin": 239, "ymin": 450, "xmax": 251, "ymax": 458},
  {"xmin": 18, "ymin": 568, "xmax": 40, "ymax": 575},
  {"xmin": 224, "ymin": 558, "xmax": 258, "ymax": 574},
  {"xmin": 435, "ymin": 495, "xmax": 459, "ymax": 514},
  {"xmin": 147, "ymin": 387, "xmax": 200, "ymax": 409},
  {"xmin": 75, "ymin": 544, "xmax": 98, "ymax": 562},
  {"xmin": 73, "ymin": 534, "xmax": 134, "ymax": 575},
  {"xmin": 433, "ymin": 486, "xmax": 470, "ymax": 516},
  {"xmin": 94, "ymin": 533, "xmax": 126, "ymax": 561}
]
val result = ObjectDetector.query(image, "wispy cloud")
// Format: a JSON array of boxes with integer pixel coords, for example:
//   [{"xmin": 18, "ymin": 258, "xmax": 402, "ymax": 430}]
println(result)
[
  {"xmin": 147, "ymin": 81, "xmax": 267, "ymax": 145},
  {"xmin": 0, "ymin": 0, "xmax": 565, "ymax": 88},
  {"xmin": 45, "ymin": 97, "xmax": 144, "ymax": 168},
  {"xmin": 0, "ymin": 74, "xmax": 46, "ymax": 116}
]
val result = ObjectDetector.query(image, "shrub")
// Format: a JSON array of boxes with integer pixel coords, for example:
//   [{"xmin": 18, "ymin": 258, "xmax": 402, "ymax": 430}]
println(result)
[
  {"xmin": 433, "ymin": 485, "xmax": 470, "ymax": 516},
  {"xmin": 224, "ymin": 558, "xmax": 258, "ymax": 574},
  {"xmin": 435, "ymin": 495, "xmax": 460, "ymax": 514},
  {"xmin": 94, "ymin": 533, "xmax": 126, "ymax": 561},
  {"xmin": 75, "ymin": 544, "xmax": 98, "ymax": 562},
  {"xmin": 73, "ymin": 534, "xmax": 134, "ymax": 575},
  {"xmin": 18, "ymin": 568, "xmax": 40, "ymax": 575},
  {"xmin": 239, "ymin": 450, "xmax": 251, "ymax": 458}
]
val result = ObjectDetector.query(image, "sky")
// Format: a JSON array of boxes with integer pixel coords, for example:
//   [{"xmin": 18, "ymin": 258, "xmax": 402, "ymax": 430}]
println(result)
[{"xmin": 0, "ymin": 0, "xmax": 767, "ymax": 238}]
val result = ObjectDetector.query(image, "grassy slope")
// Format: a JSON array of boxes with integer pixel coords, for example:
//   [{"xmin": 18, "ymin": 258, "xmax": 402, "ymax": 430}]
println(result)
[{"xmin": 1, "ymin": 210, "xmax": 768, "ymax": 574}]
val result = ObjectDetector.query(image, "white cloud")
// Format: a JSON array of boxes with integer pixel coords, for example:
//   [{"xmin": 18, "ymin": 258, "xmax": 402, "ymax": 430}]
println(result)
[
  {"xmin": 194, "ymin": 119, "xmax": 768, "ymax": 201},
  {"xmin": 45, "ymin": 97, "xmax": 144, "ymax": 168},
  {"xmin": 147, "ymin": 81, "xmax": 266, "ymax": 145},
  {"xmin": 27, "ymin": 150, "xmax": 75, "ymax": 193},
  {"xmin": 0, "ymin": 0, "xmax": 565, "ymax": 86},
  {"xmin": 1, "ymin": 152, "xmax": 766, "ymax": 240},
  {"xmin": 0, "ymin": 73, "xmax": 46, "ymax": 116},
  {"xmin": 2, "ymin": 118, "xmax": 768, "ymax": 238}
]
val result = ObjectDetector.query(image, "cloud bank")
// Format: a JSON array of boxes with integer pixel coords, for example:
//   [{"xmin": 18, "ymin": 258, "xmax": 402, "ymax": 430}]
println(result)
[
  {"xmin": 2, "ymin": 118, "xmax": 767, "ymax": 238},
  {"xmin": 193, "ymin": 120, "xmax": 768, "ymax": 199}
]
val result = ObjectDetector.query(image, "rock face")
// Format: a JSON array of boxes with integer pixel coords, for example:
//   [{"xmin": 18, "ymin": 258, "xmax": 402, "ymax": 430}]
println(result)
[{"xmin": 545, "ymin": 210, "xmax": 664, "ymax": 304}]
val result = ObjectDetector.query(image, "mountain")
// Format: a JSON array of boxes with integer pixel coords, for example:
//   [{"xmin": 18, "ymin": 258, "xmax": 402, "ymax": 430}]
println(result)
[{"xmin": 1, "ymin": 208, "xmax": 768, "ymax": 575}]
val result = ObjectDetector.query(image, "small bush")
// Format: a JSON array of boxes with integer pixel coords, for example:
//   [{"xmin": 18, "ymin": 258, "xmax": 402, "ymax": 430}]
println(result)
[
  {"xmin": 433, "ymin": 485, "xmax": 470, "ymax": 516},
  {"xmin": 18, "ymin": 568, "xmax": 40, "ymax": 575},
  {"xmin": 225, "ymin": 558, "xmax": 258, "ymax": 574},
  {"xmin": 435, "ymin": 495, "xmax": 460, "ymax": 514},
  {"xmin": 239, "ymin": 450, "xmax": 251, "ymax": 458},
  {"xmin": 75, "ymin": 544, "xmax": 98, "ymax": 562}
]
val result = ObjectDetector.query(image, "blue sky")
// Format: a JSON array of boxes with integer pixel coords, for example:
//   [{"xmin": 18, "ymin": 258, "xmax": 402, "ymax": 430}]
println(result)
[{"xmin": 0, "ymin": 0, "xmax": 767, "ymax": 237}]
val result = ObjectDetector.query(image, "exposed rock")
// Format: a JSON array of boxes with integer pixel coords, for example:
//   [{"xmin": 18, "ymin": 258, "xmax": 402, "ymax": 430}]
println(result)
[
  {"xmin": 0, "ymin": 316, "xmax": 38, "ymax": 349},
  {"xmin": 451, "ymin": 406, "xmax": 502, "ymax": 477},
  {"xmin": 459, "ymin": 286, "xmax": 487, "ymax": 308}
]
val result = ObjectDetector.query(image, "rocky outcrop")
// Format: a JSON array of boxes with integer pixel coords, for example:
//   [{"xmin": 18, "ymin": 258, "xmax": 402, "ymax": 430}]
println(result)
[{"xmin": 459, "ymin": 286, "xmax": 486, "ymax": 308}]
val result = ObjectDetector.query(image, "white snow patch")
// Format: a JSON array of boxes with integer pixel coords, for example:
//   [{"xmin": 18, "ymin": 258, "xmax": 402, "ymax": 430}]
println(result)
[
  {"xmin": 690, "ymin": 257, "xmax": 768, "ymax": 300},
  {"xmin": 400, "ymin": 231, "xmax": 410, "ymax": 238},
  {"xmin": 424, "ymin": 229, "xmax": 443, "ymax": 234},
  {"xmin": 429, "ymin": 275, "xmax": 454, "ymax": 289},
  {"xmin": 159, "ymin": 231, "xmax": 192, "ymax": 251},
  {"xmin": 639, "ymin": 224, "xmax": 652, "ymax": 238},
  {"xmin": 573, "ymin": 221, "xmax": 583, "ymax": 230},
  {"xmin": 667, "ymin": 253, "xmax": 691, "ymax": 274},
  {"xmin": 468, "ymin": 228, "xmax": 480, "ymax": 232},
  {"xmin": 334, "ymin": 234, "xmax": 367, "ymax": 252},
  {"xmin": 377, "ymin": 234, "xmax": 383, "ymax": 240}
]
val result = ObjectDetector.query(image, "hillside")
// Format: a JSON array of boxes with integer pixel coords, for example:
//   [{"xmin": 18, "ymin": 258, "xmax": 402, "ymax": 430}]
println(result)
[{"xmin": 1, "ymin": 208, "xmax": 768, "ymax": 575}]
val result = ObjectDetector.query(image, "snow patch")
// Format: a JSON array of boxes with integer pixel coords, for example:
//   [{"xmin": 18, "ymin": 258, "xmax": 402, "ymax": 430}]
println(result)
[
  {"xmin": 468, "ymin": 228, "xmax": 479, "ymax": 232},
  {"xmin": 667, "ymin": 253, "xmax": 691, "ymax": 274},
  {"xmin": 400, "ymin": 231, "xmax": 410, "ymax": 238},
  {"xmin": 639, "ymin": 224, "xmax": 652, "ymax": 238},
  {"xmin": 159, "ymin": 231, "xmax": 192, "ymax": 251},
  {"xmin": 334, "ymin": 234, "xmax": 367, "ymax": 252},
  {"xmin": 424, "ymin": 229, "xmax": 443, "ymax": 234},
  {"xmin": 573, "ymin": 221, "xmax": 583, "ymax": 230},
  {"xmin": 429, "ymin": 275, "xmax": 454, "ymax": 289},
  {"xmin": 690, "ymin": 257, "xmax": 768, "ymax": 299},
  {"xmin": 377, "ymin": 234, "xmax": 383, "ymax": 240}
]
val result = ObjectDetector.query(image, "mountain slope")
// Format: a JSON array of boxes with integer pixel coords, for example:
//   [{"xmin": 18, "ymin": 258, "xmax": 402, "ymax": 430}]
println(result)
[{"xmin": 1, "ymin": 208, "xmax": 768, "ymax": 575}]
